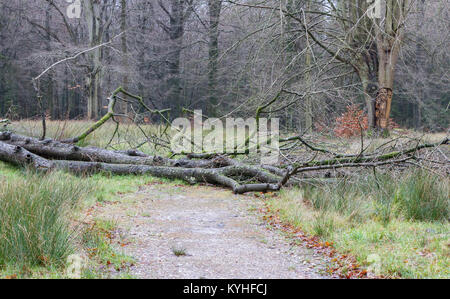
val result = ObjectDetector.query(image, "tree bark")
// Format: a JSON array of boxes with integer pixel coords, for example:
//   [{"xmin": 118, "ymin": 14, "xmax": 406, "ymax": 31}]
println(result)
[
  {"xmin": 83, "ymin": 0, "xmax": 102, "ymax": 120},
  {"xmin": 162, "ymin": 0, "xmax": 191, "ymax": 116},
  {"xmin": 374, "ymin": 0, "xmax": 409, "ymax": 130},
  {"xmin": 119, "ymin": 0, "xmax": 129, "ymax": 121},
  {"xmin": 207, "ymin": 0, "xmax": 222, "ymax": 116},
  {"xmin": 0, "ymin": 141, "xmax": 53, "ymax": 170},
  {"xmin": 303, "ymin": 0, "xmax": 313, "ymax": 133},
  {"xmin": 358, "ymin": 66, "xmax": 378, "ymax": 128},
  {"xmin": 0, "ymin": 138, "xmax": 281, "ymax": 195},
  {"xmin": 0, "ymin": 132, "xmax": 173, "ymax": 166}
]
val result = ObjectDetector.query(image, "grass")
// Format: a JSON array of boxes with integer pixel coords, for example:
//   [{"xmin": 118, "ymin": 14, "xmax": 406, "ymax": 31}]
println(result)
[
  {"xmin": 0, "ymin": 120, "xmax": 194, "ymax": 278},
  {"xmin": 0, "ymin": 169, "xmax": 93, "ymax": 275},
  {"xmin": 395, "ymin": 172, "xmax": 449, "ymax": 221},
  {"xmin": 0, "ymin": 161, "xmax": 155, "ymax": 278},
  {"xmin": 268, "ymin": 170, "xmax": 450, "ymax": 278},
  {"xmin": 1, "ymin": 120, "xmax": 448, "ymax": 278},
  {"xmin": 0, "ymin": 156, "xmax": 186, "ymax": 278},
  {"xmin": 171, "ymin": 246, "xmax": 188, "ymax": 257},
  {"xmin": 87, "ymin": 173, "xmax": 168, "ymax": 204},
  {"xmin": 80, "ymin": 219, "xmax": 136, "ymax": 279}
]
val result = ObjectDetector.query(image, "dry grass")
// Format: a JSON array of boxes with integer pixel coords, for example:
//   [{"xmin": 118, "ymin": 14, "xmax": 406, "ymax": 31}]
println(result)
[
  {"xmin": 7, "ymin": 119, "xmax": 270, "ymax": 156},
  {"xmin": 9, "ymin": 120, "xmax": 170, "ymax": 156}
]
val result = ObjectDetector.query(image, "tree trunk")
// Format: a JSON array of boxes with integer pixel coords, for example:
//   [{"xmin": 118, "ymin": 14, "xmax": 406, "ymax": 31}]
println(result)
[
  {"xmin": 0, "ymin": 140, "xmax": 52, "ymax": 170},
  {"xmin": 413, "ymin": 0, "xmax": 426, "ymax": 129},
  {"xmin": 304, "ymin": 0, "xmax": 313, "ymax": 134},
  {"xmin": 0, "ymin": 130, "xmax": 446, "ymax": 195},
  {"xmin": 166, "ymin": 0, "xmax": 186, "ymax": 116},
  {"xmin": 119, "ymin": 0, "xmax": 129, "ymax": 121},
  {"xmin": 0, "ymin": 131, "xmax": 172, "ymax": 166},
  {"xmin": 358, "ymin": 65, "xmax": 378, "ymax": 128},
  {"xmin": 45, "ymin": 3, "xmax": 56, "ymax": 120},
  {"xmin": 84, "ymin": 0, "xmax": 102, "ymax": 120},
  {"xmin": 374, "ymin": 0, "xmax": 409, "ymax": 130},
  {"xmin": 207, "ymin": 0, "xmax": 222, "ymax": 117}
]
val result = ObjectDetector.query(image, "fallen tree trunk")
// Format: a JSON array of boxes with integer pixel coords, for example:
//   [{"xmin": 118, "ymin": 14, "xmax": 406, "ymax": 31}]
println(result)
[
  {"xmin": 0, "ymin": 132, "xmax": 283, "ymax": 184},
  {"xmin": 0, "ymin": 139, "xmax": 280, "ymax": 194},
  {"xmin": 0, "ymin": 132, "xmax": 173, "ymax": 166},
  {"xmin": 0, "ymin": 141, "xmax": 53, "ymax": 170},
  {"xmin": 0, "ymin": 131, "xmax": 448, "ymax": 194},
  {"xmin": 52, "ymin": 160, "xmax": 281, "ymax": 194}
]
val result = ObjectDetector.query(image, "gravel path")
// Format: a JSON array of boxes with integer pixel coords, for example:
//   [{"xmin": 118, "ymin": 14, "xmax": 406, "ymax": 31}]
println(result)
[{"xmin": 92, "ymin": 184, "xmax": 329, "ymax": 279}]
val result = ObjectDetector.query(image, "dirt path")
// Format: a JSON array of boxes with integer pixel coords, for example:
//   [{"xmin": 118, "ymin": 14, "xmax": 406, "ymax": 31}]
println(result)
[{"xmin": 92, "ymin": 183, "xmax": 329, "ymax": 279}]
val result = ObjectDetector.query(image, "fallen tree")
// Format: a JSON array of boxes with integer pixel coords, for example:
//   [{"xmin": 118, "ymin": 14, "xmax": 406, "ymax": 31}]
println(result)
[
  {"xmin": 1, "ymin": 83, "xmax": 447, "ymax": 194},
  {"xmin": 0, "ymin": 131, "xmax": 174, "ymax": 166},
  {"xmin": 0, "ymin": 132, "xmax": 283, "ymax": 194},
  {"xmin": 0, "ymin": 129, "xmax": 447, "ymax": 194},
  {"xmin": 0, "ymin": 139, "xmax": 53, "ymax": 170}
]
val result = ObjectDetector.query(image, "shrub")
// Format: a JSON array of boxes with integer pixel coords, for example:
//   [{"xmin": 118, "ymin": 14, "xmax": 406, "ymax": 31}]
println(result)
[
  {"xmin": 334, "ymin": 104, "xmax": 400, "ymax": 138},
  {"xmin": 334, "ymin": 105, "xmax": 369, "ymax": 138},
  {"xmin": 0, "ymin": 172, "xmax": 91, "ymax": 268}
]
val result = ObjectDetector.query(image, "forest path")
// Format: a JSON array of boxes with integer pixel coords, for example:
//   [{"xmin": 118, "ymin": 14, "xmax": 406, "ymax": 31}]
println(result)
[{"xmin": 92, "ymin": 183, "xmax": 329, "ymax": 279}]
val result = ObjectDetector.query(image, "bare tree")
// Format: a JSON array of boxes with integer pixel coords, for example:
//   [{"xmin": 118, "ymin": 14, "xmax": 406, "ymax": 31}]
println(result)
[
  {"xmin": 207, "ymin": 0, "xmax": 222, "ymax": 116},
  {"xmin": 157, "ymin": 0, "xmax": 195, "ymax": 116}
]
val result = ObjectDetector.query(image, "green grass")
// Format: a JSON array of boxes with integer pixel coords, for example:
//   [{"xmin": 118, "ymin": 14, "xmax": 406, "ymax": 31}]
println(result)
[
  {"xmin": 171, "ymin": 246, "xmax": 188, "ymax": 257},
  {"xmin": 0, "ymin": 170, "xmax": 93, "ymax": 272},
  {"xmin": 0, "ymin": 161, "xmax": 160, "ymax": 278},
  {"xmin": 88, "ymin": 173, "xmax": 161, "ymax": 203},
  {"xmin": 268, "ymin": 170, "xmax": 449, "ymax": 279},
  {"xmin": 80, "ymin": 219, "xmax": 136, "ymax": 278},
  {"xmin": 0, "ymin": 119, "xmax": 192, "ymax": 278},
  {"xmin": 2, "ymin": 121, "xmax": 448, "ymax": 278},
  {"xmin": 395, "ymin": 171, "xmax": 449, "ymax": 221}
]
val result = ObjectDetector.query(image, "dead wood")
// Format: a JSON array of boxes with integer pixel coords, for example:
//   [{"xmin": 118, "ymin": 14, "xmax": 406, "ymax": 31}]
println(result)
[
  {"xmin": 0, "ymin": 141, "xmax": 53, "ymax": 170},
  {"xmin": 0, "ymin": 129, "xmax": 448, "ymax": 194},
  {"xmin": 0, "ymin": 132, "xmax": 174, "ymax": 166}
]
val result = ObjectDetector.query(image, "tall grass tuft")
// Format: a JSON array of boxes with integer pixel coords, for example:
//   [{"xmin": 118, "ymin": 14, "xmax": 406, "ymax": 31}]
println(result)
[
  {"xmin": 395, "ymin": 170, "xmax": 449, "ymax": 221},
  {"xmin": 303, "ymin": 170, "xmax": 449, "ymax": 224},
  {"xmin": 0, "ymin": 172, "xmax": 91, "ymax": 268},
  {"xmin": 312, "ymin": 212, "xmax": 335, "ymax": 237}
]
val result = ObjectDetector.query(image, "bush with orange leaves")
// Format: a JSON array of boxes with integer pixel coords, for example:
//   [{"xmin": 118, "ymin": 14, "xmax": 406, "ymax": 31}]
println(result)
[
  {"xmin": 334, "ymin": 104, "xmax": 400, "ymax": 137},
  {"xmin": 334, "ymin": 104, "xmax": 369, "ymax": 138}
]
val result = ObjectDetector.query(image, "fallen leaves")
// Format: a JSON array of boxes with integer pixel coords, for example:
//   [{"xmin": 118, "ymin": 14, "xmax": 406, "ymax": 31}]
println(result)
[{"xmin": 259, "ymin": 203, "xmax": 373, "ymax": 279}]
